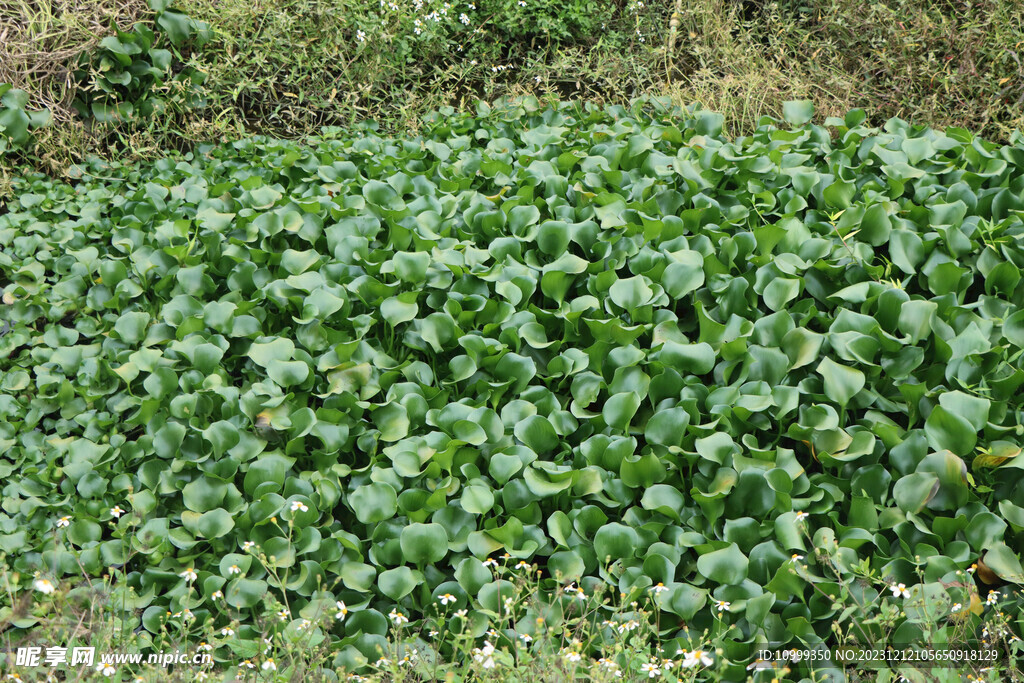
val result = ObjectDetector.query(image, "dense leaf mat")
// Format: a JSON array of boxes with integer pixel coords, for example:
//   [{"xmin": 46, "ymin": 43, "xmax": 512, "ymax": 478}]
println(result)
[{"xmin": 3, "ymin": 98, "xmax": 1024, "ymax": 673}]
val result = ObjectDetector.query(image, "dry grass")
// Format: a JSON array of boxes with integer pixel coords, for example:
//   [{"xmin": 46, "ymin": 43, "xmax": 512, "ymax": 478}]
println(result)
[
  {"xmin": 0, "ymin": 0, "xmax": 150, "ymax": 117},
  {"xmin": 2, "ymin": 0, "xmax": 1024, "ymax": 174}
]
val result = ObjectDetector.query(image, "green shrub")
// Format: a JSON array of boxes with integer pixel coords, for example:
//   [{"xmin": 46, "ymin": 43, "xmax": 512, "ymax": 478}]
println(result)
[
  {"xmin": 0, "ymin": 84, "xmax": 52, "ymax": 156},
  {"xmin": 71, "ymin": 0, "xmax": 211, "ymax": 125},
  {"xmin": 2, "ymin": 98, "xmax": 1024, "ymax": 680},
  {"xmin": 486, "ymin": 0, "xmax": 616, "ymax": 42}
]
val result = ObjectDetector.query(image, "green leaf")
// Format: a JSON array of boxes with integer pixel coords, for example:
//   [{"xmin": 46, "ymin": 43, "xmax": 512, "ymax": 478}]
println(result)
[
  {"xmin": 816, "ymin": 358, "xmax": 865, "ymax": 407},
  {"xmin": 640, "ymin": 485, "xmax": 685, "ymax": 521},
  {"xmin": 602, "ymin": 392, "xmax": 641, "ymax": 432},
  {"xmin": 156, "ymin": 10, "xmax": 194, "ymax": 44},
  {"xmin": 400, "ymin": 523, "xmax": 449, "ymax": 565},
  {"xmin": 660, "ymin": 341, "xmax": 715, "ymax": 375},
  {"xmin": 924, "ymin": 406, "xmax": 977, "ymax": 456},
  {"xmin": 893, "ymin": 472, "xmax": 940, "ymax": 514},
  {"xmin": 763, "ymin": 278, "xmax": 800, "ymax": 311},
  {"xmin": 349, "ymin": 483, "xmax": 398, "ymax": 524},
  {"xmin": 226, "ymin": 578, "xmax": 267, "ymax": 608},
  {"xmin": 782, "ymin": 327, "xmax": 823, "ymax": 369},
  {"xmin": 248, "ymin": 338, "xmax": 295, "ymax": 367},
  {"xmin": 859, "ymin": 204, "xmax": 892, "ymax": 246},
  {"xmin": 644, "ymin": 407, "xmax": 690, "ymax": 448},
  {"xmin": 593, "ymin": 523, "xmax": 639, "ymax": 563},
  {"xmin": 983, "ymin": 543, "xmax": 1024, "ymax": 584},
  {"xmin": 696, "ymin": 544, "xmax": 749, "ymax": 585},
  {"xmin": 114, "ymin": 312, "xmax": 151, "ymax": 344},
  {"xmin": 937, "ymin": 391, "xmax": 989, "ymax": 432},
  {"xmin": 378, "ymin": 567, "xmax": 417, "ymax": 600},
  {"xmin": 661, "ymin": 251, "xmax": 705, "ymax": 298},
  {"xmin": 381, "ymin": 293, "xmax": 418, "ymax": 326},
  {"xmin": 373, "ymin": 402, "xmax": 409, "ymax": 442},
  {"xmin": 608, "ymin": 276, "xmax": 653, "ymax": 312},
  {"xmin": 182, "ymin": 477, "xmax": 227, "ymax": 512},
  {"xmin": 782, "ymin": 100, "xmax": 814, "ymax": 126},
  {"xmin": 267, "ymin": 359, "xmax": 309, "ymax": 387},
  {"xmin": 461, "ymin": 486, "xmax": 495, "ymax": 514},
  {"xmin": 196, "ymin": 509, "xmax": 235, "ymax": 538},
  {"xmin": 514, "ymin": 415, "xmax": 558, "ymax": 454}
]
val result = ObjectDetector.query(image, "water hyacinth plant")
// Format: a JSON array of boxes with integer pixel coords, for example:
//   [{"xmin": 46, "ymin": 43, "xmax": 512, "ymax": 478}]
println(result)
[{"xmin": 2, "ymin": 97, "xmax": 1024, "ymax": 680}]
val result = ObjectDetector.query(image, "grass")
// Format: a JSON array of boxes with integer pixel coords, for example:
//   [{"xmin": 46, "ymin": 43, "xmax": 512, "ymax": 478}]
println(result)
[
  {"xmin": 3, "ymin": 0, "xmax": 1024, "ymax": 175},
  {"xmin": 3, "ymin": 526, "xmax": 1021, "ymax": 681}
]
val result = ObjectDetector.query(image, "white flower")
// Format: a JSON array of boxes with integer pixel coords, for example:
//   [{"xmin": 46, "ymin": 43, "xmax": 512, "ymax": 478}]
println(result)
[
  {"xmin": 683, "ymin": 650, "xmax": 714, "ymax": 668},
  {"xmin": 504, "ymin": 596, "xmax": 515, "ymax": 613},
  {"xmin": 262, "ymin": 658, "xmax": 277, "ymax": 671},
  {"xmin": 951, "ymin": 603, "xmax": 962, "ymax": 613},
  {"xmin": 429, "ymin": 630, "xmax": 438, "ymax": 637},
  {"xmin": 180, "ymin": 568, "xmax": 198, "ymax": 582},
  {"xmin": 468, "ymin": 2, "xmax": 475, "ymax": 7},
  {"xmin": 57, "ymin": 516, "xmax": 71, "ymax": 528},
  {"xmin": 515, "ymin": 561, "xmax": 531, "ymax": 570},
  {"xmin": 483, "ymin": 558, "xmax": 499, "ymax": 568},
  {"xmin": 747, "ymin": 658, "xmax": 769, "ymax": 670},
  {"xmin": 277, "ymin": 609, "xmax": 290, "ymax": 621},
  {"xmin": 34, "ymin": 578, "xmax": 56, "ymax": 594},
  {"xmin": 518, "ymin": 0, "xmax": 526, "ymax": 5},
  {"xmin": 473, "ymin": 640, "xmax": 496, "ymax": 668},
  {"xmin": 891, "ymin": 583, "xmax": 910, "ymax": 599},
  {"xmin": 196, "ymin": 673, "xmax": 209, "ymax": 682},
  {"xmin": 298, "ymin": 619, "xmax": 311, "ymax": 630},
  {"xmin": 650, "ymin": 582, "xmax": 669, "ymax": 594},
  {"xmin": 212, "ymin": 590, "xmax": 223, "ymax": 599},
  {"xmin": 243, "ymin": 541, "xmax": 256, "ymax": 552},
  {"xmin": 795, "ymin": 511, "xmax": 809, "ymax": 522},
  {"xmin": 640, "ymin": 662, "xmax": 661, "ymax": 678},
  {"xmin": 110, "ymin": 506, "xmax": 124, "ymax": 519},
  {"xmin": 290, "ymin": 501, "xmax": 308, "ymax": 512},
  {"xmin": 241, "ymin": 660, "xmax": 255, "ymax": 669},
  {"xmin": 967, "ymin": 563, "xmax": 977, "ymax": 574},
  {"xmin": 715, "ymin": 600, "xmax": 731, "ymax": 612},
  {"xmin": 221, "ymin": 627, "xmax": 235, "ymax": 636},
  {"xmin": 562, "ymin": 649, "xmax": 582, "ymax": 663},
  {"xmin": 389, "ymin": 609, "xmax": 409, "ymax": 625},
  {"xmin": 336, "ymin": 601, "xmax": 349, "ymax": 620},
  {"xmin": 197, "ymin": 641, "xmax": 213, "ymax": 652},
  {"xmin": 987, "ymin": 590, "xmax": 1000, "ymax": 606},
  {"xmin": 454, "ymin": 609, "xmax": 468, "ymax": 618},
  {"xmin": 791, "ymin": 554, "xmax": 804, "ymax": 562},
  {"xmin": 439, "ymin": 593, "xmax": 457, "ymax": 606},
  {"xmin": 519, "ymin": 633, "xmax": 533, "ymax": 643},
  {"xmin": 375, "ymin": 657, "xmax": 391, "ymax": 667},
  {"xmin": 228, "ymin": 564, "xmax": 241, "ymax": 575},
  {"xmin": 460, "ymin": 12, "xmax": 470, "ymax": 24},
  {"xmin": 96, "ymin": 662, "xmax": 117, "ymax": 676},
  {"xmin": 616, "ymin": 619, "xmax": 639, "ymax": 633},
  {"xmin": 356, "ymin": 30, "xmax": 366, "ymax": 42}
]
